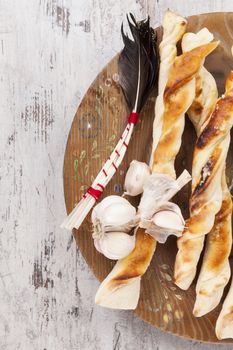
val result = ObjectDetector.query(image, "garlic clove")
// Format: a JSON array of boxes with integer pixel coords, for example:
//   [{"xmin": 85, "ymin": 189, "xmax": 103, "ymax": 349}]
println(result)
[
  {"xmin": 140, "ymin": 202, "xmax": 185, "ymax": 243},
  {"xmin": 138, "ymin": 173, "xmax": 177, "ymax": 219},
  {"xmin": 94, "ymin": 232, "xmax": 135, "ymax": 260},
  {"xmin": 152, "ymin": 210, "xmax": 184, "ymax": 231},
  {"xmin": 91, "ymin": 195, "xmax": 137, "ymax": 239},
  {"xmin": 92, "ymin": 195, "xmax": 127, "ymax": 222},
  {"xmin": 124, "ymin": 160, "xmax": 151, "ymax": 196},
  {"xmin": 93, "ymin": 195, "xmax": 136, "ymax": 226},
  {"xmin": 138, "ymin": 170, "xmax": 191, "ymax": 220},
  {"xmin": 94, "ymin": 237, "xmax": 103, "ymax": 254},
  {"xmin": 99, "ymin": 201, "xmax": 136, "ymax": 227}
]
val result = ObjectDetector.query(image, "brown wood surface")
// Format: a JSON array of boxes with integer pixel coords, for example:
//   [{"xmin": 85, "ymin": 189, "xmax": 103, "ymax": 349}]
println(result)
[{"xmin": 63, "ymin": 12, "xmax": 233, "ymax": 343}]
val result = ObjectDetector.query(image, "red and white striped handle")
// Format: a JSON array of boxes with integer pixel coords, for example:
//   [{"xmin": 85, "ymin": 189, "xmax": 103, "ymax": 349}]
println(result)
[
  {"xmin": 85, "ymin": 112, "xmax": 139, "ymax": 199},
  {"xmin": 61, "ymin": 112, "xmax": 140, "ymax": 230}
]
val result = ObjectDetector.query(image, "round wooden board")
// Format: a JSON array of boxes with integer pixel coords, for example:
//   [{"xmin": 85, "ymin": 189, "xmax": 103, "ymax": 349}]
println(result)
[{"xmin": 63, "ymin": 12, "xmax": 233, "ymax": 343}]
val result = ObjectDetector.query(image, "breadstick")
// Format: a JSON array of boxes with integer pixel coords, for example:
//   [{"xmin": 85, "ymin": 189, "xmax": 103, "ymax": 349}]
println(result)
[
  {"xmin": 176, "ymin": 30, "xmax": 231, "ymax": 316},
  {"xmin": 151, "ymin": 10, "xmax": 187, "ymax": 155},
  {"xmin": 150, "ymin": 41, "xmax": 218, "ymax": 177},
  {"xmin": 215, "ymin": 72, "xmax": 233, "ymax": 340},
  {"xmin": 189, "ymin": 67, "xmax": 232, "ymax": 317},
  {"xmin": 180, "ymin": 38, "xmax": 232, "ymax": 318},
  {"xmin": 216, "ymin": 273, "xmax": 233, "ymax": 339},
  {"xmin": 193, "ymin": 173, "xmax": 232, "ymax": 317},
  {"xmin": 174, "ymin": 72, "xmax": 233, "ymax": 292}
]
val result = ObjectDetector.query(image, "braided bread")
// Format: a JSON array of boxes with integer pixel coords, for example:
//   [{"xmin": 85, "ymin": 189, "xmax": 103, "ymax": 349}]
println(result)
[{"xmin": 174, "ymin": 72, "xmax": 233, "ymax": 292}]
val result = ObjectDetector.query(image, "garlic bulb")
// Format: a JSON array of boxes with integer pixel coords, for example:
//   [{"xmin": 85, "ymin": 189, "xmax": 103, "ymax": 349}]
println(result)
[
  {"xmin": 124, "ymin": 160, "xmax": 151, "ymax": 196},
  {"xmin": 94, "ymin": 232, "xmax": 135, "ymax": 260},
  {"xmin": 91, "ymin": 196, "xmax": 137, "ymax": 259},
  {"xmin": 141, "ymin": 202, "xmax": 185, "ymax": 243},
  {"xmin": 91, "ymin": 195, "xmax": 137, "ymax": 238}
]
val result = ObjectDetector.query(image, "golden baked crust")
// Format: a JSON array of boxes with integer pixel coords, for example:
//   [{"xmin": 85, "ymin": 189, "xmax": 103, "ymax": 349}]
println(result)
[
  {"xmin": 98, "ymin": 229, "xmax": 156, "ymax": 292},
  {"xmin": 205, "ymin": 191, "xmax": 232, "ymax": 272},
  {"xmin": 152, "ymin": 42, "xmax": 218, "ymax": 177},
  {"xmin": 216, "ymin": 278, "xmax": 233, "ymax": 339},
  {"xmin": 175, "ymin": 72, "xmax": 233, "ymax": 292},
  {"xmin": 193, "ymin": 173, "xmax": 232, "ymax": 317},
  {"xmin": 164, "ymin": 42, "xmax": 218, "ymax": 99}
]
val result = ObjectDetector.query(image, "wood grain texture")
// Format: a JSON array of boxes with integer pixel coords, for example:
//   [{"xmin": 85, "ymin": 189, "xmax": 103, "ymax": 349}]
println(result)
[{"xmin": 2, "ymin": 0, "xmax": 233, "ymax": 349}]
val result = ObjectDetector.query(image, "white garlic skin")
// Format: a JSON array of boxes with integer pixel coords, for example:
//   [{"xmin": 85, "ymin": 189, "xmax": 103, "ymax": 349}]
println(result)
[
  {"xmin": 124, "ymin": 160, "xmax": 151, "ymax": 196},
  {"xmin": 94, "ymin": 232, "xmax": 135, "ymax": 260},
  {"xmin": 92, "ymin": 195, "xmax": 126, "ymax": 222},
  {"xmin": 140, "ymin": 202, "xmax": 185, "ymax": 243},
  {"xmin": 92, "ymin": 196, "xmax": 137, "ymax": 259},
  {"xmin": 92, "ymin": 195, "xmax": 136, "ymax": 229},
  {"xmin": 152, "ymin": 210, "xmax": 185, "ymax": 231}
]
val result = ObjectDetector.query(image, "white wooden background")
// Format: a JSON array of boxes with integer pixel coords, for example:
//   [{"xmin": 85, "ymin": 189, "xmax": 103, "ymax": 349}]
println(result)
[{"xmin": 1, "ymin": 1, "xmax": 233, "ymax": 349}]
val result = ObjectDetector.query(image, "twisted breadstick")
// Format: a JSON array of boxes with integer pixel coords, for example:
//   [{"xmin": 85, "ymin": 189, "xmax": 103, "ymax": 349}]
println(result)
[
  {"xmin": 215, "ymin": 72, "xmax": 233, "ymax": 340},
  {"xmin": 174, "ymin": 72, "xmax": 233, "ymax": 292},
  {"xmin": 216, "ymin": 272, "xmax": 233, "ymax": 339},
  {"xmin": 188, "ymin": 69, "xmax": 217, "ymax": 134},
  {"xmin": 95, "ymin": 11, "xmax": 218, "ymax": 309},
  {"xmin": 194, "ymin": 173, "xmax": 232, "ymax": 317},
  {"xmin": 178, "ymin": 30, "xmax": 232, "ymax": 316},
  {"xmin": 95, "ymin": 10, "xmax": 187, "ymax": 309},
  {"xmin": 151, "ymin": 41, "xmax": 218, "ymax": 178},
  {"xmin": 172, "ymin": 28, "xmax": 217, "ymax": 136},
  {"xmin": 151, "ymin": 10, "xmax": 187, "ymax": 155},
  {"xmin": 187, "ymin": 50, "xmax": 231, "ymax": 317},
  {"xmin": 189, "ymin": 38, "xmax": 232, "ymax": 316}
]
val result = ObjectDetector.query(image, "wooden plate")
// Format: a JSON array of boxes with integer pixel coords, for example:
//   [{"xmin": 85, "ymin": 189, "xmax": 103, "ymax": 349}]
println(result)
[{"xmin": 63, "ymin": 12, "xmax": 233, "ymax": 343}]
